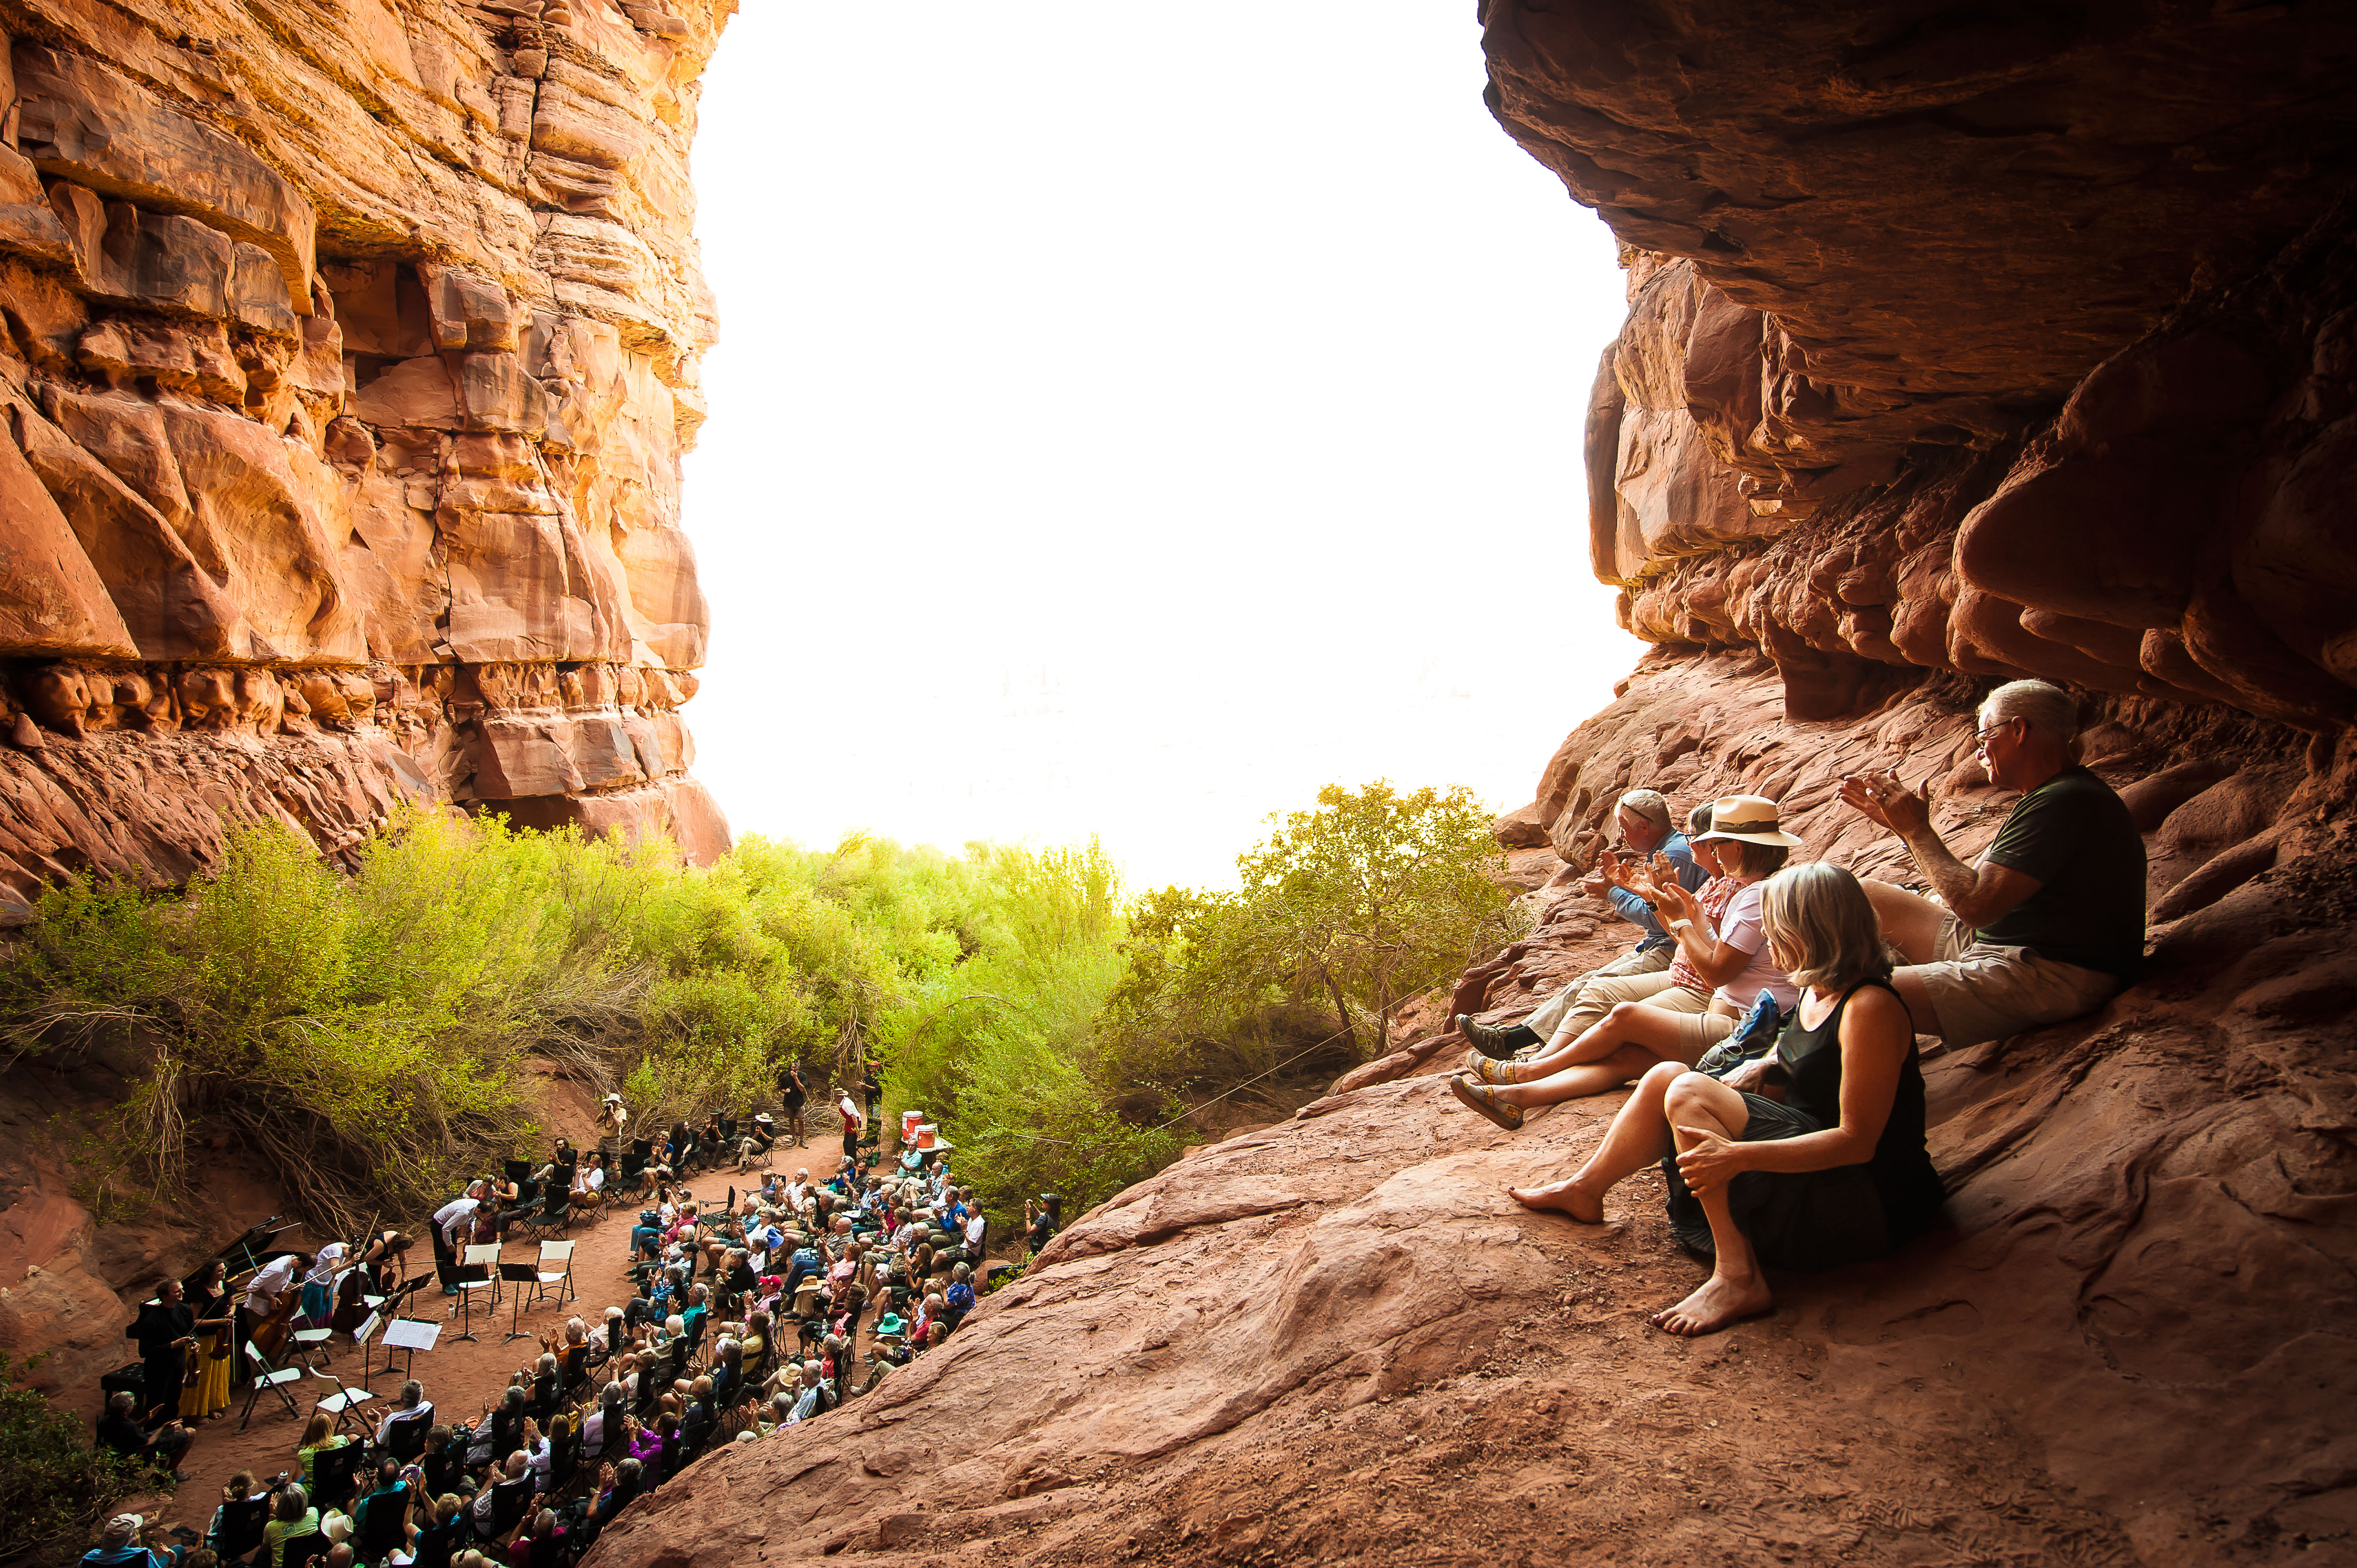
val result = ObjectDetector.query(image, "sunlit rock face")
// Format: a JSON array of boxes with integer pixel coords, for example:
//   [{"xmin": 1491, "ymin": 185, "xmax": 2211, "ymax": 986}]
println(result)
[{"xmin": 0, "ymin": 0, "xmax": 733, "ymax": 897}]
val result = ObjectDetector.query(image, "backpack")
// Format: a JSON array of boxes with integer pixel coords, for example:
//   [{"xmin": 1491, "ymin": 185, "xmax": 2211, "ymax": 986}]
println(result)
[{"xmin": 1698, "ymin": 988, "xmax": 1784, "ymax": 1080}]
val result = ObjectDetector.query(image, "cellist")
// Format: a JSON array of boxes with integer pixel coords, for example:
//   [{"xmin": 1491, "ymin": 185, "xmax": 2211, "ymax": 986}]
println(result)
[{"xmin": 236, "ymin": 1249, "xmax": 311, "ymax": 1375}]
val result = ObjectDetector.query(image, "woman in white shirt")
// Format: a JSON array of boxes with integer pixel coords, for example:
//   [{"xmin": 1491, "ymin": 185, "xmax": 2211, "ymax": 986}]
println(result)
[{"xmin": 1449, "ymin": 794, "xmax": 1803, "ymax": 1131}]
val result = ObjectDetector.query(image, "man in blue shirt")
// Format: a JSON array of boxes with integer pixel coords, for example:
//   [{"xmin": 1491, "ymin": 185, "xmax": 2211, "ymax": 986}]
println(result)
[{"xmin": 1457, "ymin": 788, "xmax": 1707, "ymax": 1058}]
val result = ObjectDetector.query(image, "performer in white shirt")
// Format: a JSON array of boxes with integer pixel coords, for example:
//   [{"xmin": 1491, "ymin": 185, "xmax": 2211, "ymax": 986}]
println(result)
[
  {"xmin": 430, "ymin": 1182, "xmax": 486, "ymax": 1296},
  {"xmin": 301, "ymin": 1241, "xmax": 348, "ymax": 1325}
]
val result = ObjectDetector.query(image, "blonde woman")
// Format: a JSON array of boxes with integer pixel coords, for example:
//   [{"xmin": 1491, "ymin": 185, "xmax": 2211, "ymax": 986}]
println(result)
[
  {"xmin": 1452, "ymin": 795, "xmax": 1803, "ymax": 1130},
  {"xmin": 1509, "ymin": 862, "xmax": 1945, "ymax": 1336}
]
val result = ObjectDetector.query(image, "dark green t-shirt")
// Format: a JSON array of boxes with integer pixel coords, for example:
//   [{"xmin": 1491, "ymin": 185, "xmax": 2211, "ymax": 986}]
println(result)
[{"xmin": 1977, "ymin": 766, "xmax": 2147, "ymax": 979}]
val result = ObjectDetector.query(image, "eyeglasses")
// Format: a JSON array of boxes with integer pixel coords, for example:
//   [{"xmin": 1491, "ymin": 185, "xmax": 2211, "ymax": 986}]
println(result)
[{"xmin": 1974, "ymin": 718, "xmax": 2020, "ymax": 749}]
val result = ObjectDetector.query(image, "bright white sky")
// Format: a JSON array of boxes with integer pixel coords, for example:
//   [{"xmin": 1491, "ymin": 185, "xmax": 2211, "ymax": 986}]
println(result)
[{"xmin": 681, "ymin": 1, "xmax": 1641, "ymax": 893}]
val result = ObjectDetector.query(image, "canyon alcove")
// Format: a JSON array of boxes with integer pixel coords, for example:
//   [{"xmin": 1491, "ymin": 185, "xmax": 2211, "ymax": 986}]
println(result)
[{"xmin": 2, "ymin": 3, "xmax": 2354, "ymax": 1567}]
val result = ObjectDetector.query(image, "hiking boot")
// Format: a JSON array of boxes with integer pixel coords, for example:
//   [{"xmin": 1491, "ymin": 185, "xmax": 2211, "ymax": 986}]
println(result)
[{"xmin": 1456, "ymin": 1013, "xmax": 1540, "ymax": 1059}]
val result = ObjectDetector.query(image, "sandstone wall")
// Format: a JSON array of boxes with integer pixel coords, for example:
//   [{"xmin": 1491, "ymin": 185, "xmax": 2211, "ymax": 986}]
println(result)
[
  {"xmin": 0, "ymin": 0, "xmax": 734, "ymax": 894},
  {"xmin": 1484, "ymin": 0, "xmax": 2357, "ymax": 788}
]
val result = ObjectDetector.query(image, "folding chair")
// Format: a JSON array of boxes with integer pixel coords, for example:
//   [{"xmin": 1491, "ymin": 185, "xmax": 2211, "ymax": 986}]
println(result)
[
  {"xmin": 207, "ymin": 1495, "xmax": 270, "ymax": 1562},
  {"xmin": 529, "ymin": 1240, "xmax": 577, "ymax": 1311},
  {"xmin": 309, "ymin": 1364, "xmax": 374, "ymax": 1436},
  {"xmin": 287, "ymin": 1311, "xmax": 334, "ymax": 1369},
  {"xmin": 282, "ymin": 1529, "xmax": 330, "ymax": 1568},
  {"xmin": 528, "ymin": 1191, "xmax": 573, "ymax": 1240},
  {"xmin": 354, "ymin": 1484, "xmax": 410, "ymax": 1565},
  {"xmin": 452, "ymin": 1244, "xmax": 501, "ymax": 1343},
  {"xmin": 483, "ymin": 1474, "xmax": 536, "ymax": 1540},
  {"xmin": 239, "ymin": 1342, "xmax": 303, "ymax": 1431},
  {"xmin": 559, "ymin": 1342, "xmax": 592, "ymax": 1404},
  {"xmin": 311, "ymin": 1437, "xmax": 366, "ymax": 1513},
  {"xmin": 383, "ymin": 1408, "xmax": 432, "ymax": 1463}
]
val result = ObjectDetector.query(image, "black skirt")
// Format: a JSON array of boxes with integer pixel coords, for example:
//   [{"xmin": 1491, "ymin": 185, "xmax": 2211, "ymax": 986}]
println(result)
[{"xmin": 1660, "ymin": 1092, "xmax": 1895, "ymax": 1272}]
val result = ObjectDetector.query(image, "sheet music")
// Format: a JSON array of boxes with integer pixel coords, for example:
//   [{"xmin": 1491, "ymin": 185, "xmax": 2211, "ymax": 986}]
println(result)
[
  {"xmin": 384, "ymin": 1320, "xmax": 441, "ymax": 1352},
  {"xmin": 356, "ymin": 1312, "xmax": 383, "ymax": 1347}
]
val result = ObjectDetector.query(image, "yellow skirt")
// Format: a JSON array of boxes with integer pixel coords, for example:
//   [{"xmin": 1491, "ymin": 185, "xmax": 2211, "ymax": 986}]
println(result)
[{"xmin": 181, "ymin": 1345, "xmax": 233, "ymax": 1420}]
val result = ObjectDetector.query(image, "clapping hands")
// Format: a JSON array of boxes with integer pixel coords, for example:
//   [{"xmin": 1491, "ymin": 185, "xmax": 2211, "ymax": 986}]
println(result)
[{"xmin": 1840, "ymin": 768, "xmax": 1931, "ymax": 836}]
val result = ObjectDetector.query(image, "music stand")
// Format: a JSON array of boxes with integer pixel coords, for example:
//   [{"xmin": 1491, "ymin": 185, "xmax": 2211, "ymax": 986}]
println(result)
[
  {"xmin": 498, "ymin": 1262, "xmax": 539, "ymax": 1343},
  {"xmin": 363, "ymin": 1276, "xmax": 429, "ymax": 1382},
  {"xmin": 352, "ymin": 1311, "xmax": 383, "ymax": 1389},
  {"xmin": 383, "ymin": 1318, "xmax": 439, "ymax": 1381}
]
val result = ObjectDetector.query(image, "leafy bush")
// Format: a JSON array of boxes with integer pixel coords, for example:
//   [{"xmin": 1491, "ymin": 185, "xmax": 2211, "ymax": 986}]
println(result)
[{"xmin": 0, "ymin": 1353, "xmax": 156, "ymax": 1567}]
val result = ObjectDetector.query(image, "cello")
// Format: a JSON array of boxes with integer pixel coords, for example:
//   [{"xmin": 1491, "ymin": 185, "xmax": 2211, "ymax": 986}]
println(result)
[{"xmin": 245, "ymin": 1272, "xmax": 302, "ymax": 1365}]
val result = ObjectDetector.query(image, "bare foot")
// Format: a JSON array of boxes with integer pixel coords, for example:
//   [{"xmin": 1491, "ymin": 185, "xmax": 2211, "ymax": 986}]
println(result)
[
  {"xmin": 1650, "ymin": 1272, "xmax": 1772, "ymax": 1337},
  {"xmin": 1507, "ymin": 1178, "xmax": 1604, "ymax": 1223}
]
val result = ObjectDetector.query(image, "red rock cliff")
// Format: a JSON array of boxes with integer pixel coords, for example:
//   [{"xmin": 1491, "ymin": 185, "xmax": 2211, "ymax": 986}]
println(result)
[{"xmin": 0, "ymin": 0, "xmax": 733, "ymax": 897}]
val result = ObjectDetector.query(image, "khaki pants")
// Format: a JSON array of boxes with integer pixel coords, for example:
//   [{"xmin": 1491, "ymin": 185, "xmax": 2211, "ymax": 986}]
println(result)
[
  {"xmin": 1904, "ymin": 915, "xmax": 2121, "ymax": 1048},
  {"xmin": 1524, "ymin": 945, "xmax": 1674, "ymax": 1044},
  {"xmin": 1562, "ymin": 968, "xmax": 1733, "ymax": 1059}
]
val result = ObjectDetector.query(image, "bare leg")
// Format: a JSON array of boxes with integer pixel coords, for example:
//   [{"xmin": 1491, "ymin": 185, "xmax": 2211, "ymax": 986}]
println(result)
[
  {"xmin": 1513, "ymin": 1004, "xmax": 1658, "ymax": 1080},
  {"xmin": 1650, "ymin": 1075, "xmax": 1773, "ymax": 1337},
  {"xmin": 1493, "ymin": 1044, "xmax": 1661, "ymax": 1107},
  {"xmin": 1496, "ymin": 1002, "xmax": 1723, "ymax": 1105},
  {"xmin": 1509, "ymin": 1061, "xmax": 1686, "ymax": 1220},
  {"xmin": 1860, "ymin": 879, "xmax": 1947, "ymax": 964}
]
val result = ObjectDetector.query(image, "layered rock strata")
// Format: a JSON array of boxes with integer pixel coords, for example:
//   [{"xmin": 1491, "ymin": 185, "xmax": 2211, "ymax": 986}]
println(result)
[{"xmin": 0, "ymin": 0, "xmax": 734, "ymax": 893}]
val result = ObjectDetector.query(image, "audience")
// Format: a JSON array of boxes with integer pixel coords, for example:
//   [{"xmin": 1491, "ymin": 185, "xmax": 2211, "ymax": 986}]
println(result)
[
  {"xmin": 1450, "ymin": 794, "xmax": 1802, "ymax": 1130},
  {"xmin": 1457, "ymin": 787, "xmax": 1710, "ymax": 1056},
  {"xmin": 1509, "ymin": 862, "xmax": 1947, "ymax": 1334},
  {"xmin": 85, "ymin": 1084, "xmax": 1046, "ymax": 1564}
]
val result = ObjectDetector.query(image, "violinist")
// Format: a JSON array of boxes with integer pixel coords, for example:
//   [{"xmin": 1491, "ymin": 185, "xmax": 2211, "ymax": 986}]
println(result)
[
  {"xmin": 130, "ymin": 1278, "xmax": 196, "ymax": 1425},
  {"xmin": 180, "ymin": 1261, "xmax": 235, "ymax": 1422},
  {"xmin": 358, "ymin": 1230, "xmax": 414, "ymax": 1296}
]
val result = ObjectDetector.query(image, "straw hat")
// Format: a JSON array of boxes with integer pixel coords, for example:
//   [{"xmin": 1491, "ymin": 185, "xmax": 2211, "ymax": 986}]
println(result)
[{"xmin": 1693, "ymin": 793, "xmax": 1805, "ymax": 848}]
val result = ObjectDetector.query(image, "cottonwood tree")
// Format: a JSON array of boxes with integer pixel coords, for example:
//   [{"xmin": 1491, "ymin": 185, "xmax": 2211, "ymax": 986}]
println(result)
[{"xmin": 1116, "ymin": 782, "xmax": 1526, "ymax": 1064}]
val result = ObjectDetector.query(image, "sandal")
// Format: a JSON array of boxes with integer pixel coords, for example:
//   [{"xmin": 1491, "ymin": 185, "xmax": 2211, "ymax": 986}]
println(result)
[
  {"xmin": 1448, "ymin": 1075, "xmax": 1524, "ymax": 1132},
  {"xmin": 1461, "ymin": 1053, "xmax": 1516, "ymax": 1086}
]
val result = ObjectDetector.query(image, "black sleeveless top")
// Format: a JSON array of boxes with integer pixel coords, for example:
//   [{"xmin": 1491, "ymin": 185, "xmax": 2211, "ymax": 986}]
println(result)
[{"xmin": 1774, "ymin": 980, "xmax": 1945, "ymax": 1238}]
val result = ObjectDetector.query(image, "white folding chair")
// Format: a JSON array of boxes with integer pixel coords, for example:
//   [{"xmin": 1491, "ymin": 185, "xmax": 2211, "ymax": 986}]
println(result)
[
  {"xmin": 308, "ymin": 1365, "xmax": 374, "ymax": 1435},
  {"xmin": 452, "ymin": 1242, "xmax": 501, "ymax": 1344},
  {"xmin": 239, "ymin": 1342, "xmax": 303, "ymax": 1431},
  {"xmin": 529, "ymin": 1240, "xmax": 577, "ymax": 1311}
]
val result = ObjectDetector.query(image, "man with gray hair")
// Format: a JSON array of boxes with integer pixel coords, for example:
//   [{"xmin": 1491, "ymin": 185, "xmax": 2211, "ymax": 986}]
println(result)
[
  {"xmin": 1841, "ymin": 678, "xmax": 2145, "ymax": 1046},
  {"xmin": 1456, "ymin": 786, "xmax": 1708, "ymax": 1056}
]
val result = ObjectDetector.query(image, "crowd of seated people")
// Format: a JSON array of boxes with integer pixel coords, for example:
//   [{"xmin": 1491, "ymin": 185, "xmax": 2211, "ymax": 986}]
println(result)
[
  {"xmin": 98, "ymin": 1071, "xmax": 1056, "ymax": 1568},
  {"xmin": 1473, "ymin": 679, "xmax": 2148, "ymax": 1337}
]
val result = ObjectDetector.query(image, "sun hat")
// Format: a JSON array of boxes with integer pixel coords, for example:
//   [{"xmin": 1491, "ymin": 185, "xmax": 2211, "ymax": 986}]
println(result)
[
  {"xmin": 876, "ymin": 1314, "xmax": 905, "ymax": 1335},
  {"xmin": 104, "ymin": 1516, "xmax": 142, "ymax": 1541},
  {"xmin": 1693, "ymin": 793, "xmax": 1805, "ymax": 848}
]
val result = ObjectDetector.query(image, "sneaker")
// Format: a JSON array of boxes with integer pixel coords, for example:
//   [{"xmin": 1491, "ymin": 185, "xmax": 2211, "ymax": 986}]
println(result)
[{"xmin": 1455, "ymin": 1013, "xmax": 1539, "ymax": 1060}]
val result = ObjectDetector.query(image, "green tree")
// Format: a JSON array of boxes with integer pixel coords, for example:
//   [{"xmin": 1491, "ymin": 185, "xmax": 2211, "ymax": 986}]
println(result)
[{"xmin": 1114, "ymin": 782, "xmax": 1526, "ymax": 1063}]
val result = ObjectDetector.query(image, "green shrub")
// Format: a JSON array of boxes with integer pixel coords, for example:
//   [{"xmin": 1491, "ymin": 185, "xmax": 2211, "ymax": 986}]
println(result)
[{"xmin": 0, "ymin": 1352, "xmax": 157, "ymax": 1567}]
